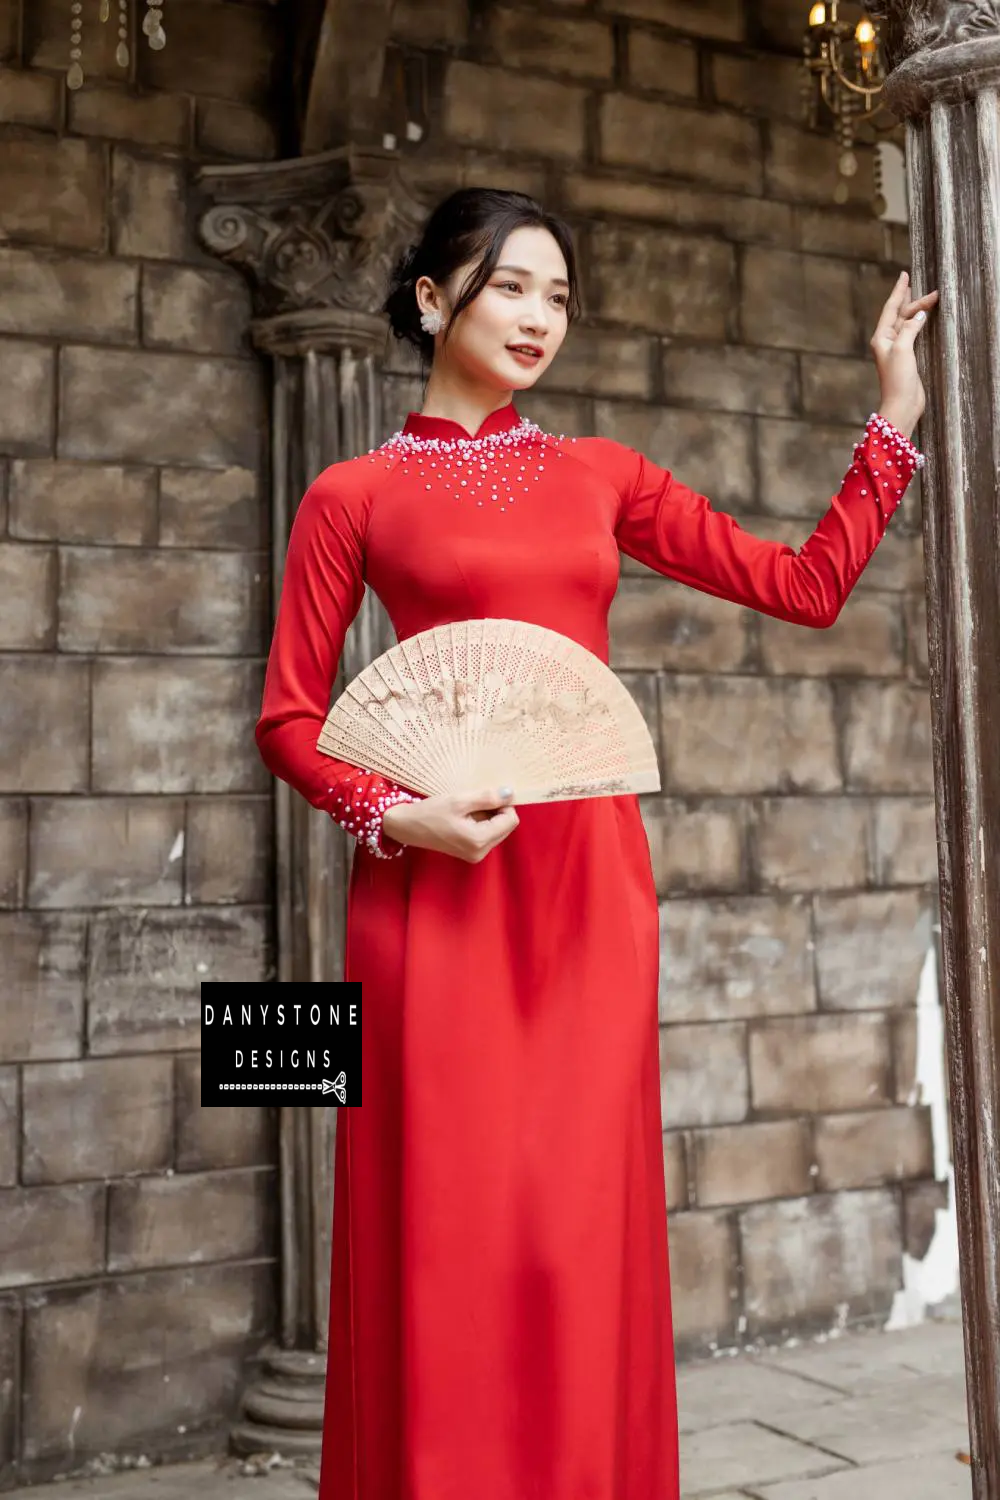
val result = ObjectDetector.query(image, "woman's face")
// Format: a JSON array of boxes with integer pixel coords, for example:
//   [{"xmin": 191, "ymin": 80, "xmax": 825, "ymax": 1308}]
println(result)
[{"xmin": 420, "ymin": 225, "xmax": 571, "ymax": 391}]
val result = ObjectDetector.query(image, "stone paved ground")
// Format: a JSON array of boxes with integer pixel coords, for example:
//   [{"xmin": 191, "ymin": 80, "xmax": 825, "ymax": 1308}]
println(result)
[{"xmin": 7, "ymin": 1313, "xmax": 972, "ymax": 1500}]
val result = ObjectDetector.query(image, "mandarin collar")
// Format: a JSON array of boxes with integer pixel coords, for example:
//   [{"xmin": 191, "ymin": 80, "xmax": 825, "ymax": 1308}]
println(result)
[{"xmin": 401, "ymin": 404, "xmax": 522, "ymax": 443}]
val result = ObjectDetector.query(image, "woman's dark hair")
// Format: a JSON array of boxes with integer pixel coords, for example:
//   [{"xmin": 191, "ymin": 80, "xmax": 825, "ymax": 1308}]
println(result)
[{"xmin": 383, "ymin": 188, "xmax": 581, "ymax": 363}]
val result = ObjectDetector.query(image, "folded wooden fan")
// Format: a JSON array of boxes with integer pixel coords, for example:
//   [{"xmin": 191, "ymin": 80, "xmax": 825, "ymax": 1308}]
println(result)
[{"xmin": 317, "ymin": 619, "xmax": 660, "ymax": 804}]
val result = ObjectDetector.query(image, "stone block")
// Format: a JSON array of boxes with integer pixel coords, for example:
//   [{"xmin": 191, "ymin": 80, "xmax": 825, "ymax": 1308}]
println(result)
[
  {"xmin": 0, "ymin": 0, "xmax": 14, "ymax": 58},
  {"xmin": 185, "ymin": 797, "xmax": 271, "ymax": 905},
  {"xmin": 801, "ymin": 354, "xmax": 880, "ymax": 424},
  {"xmin": 0, "ymin": 1183, "xmax": 105, "ymax": 1289},
  {"xmin": 759, "ymin": 592, "xmax": 904, "ymax": 676},
  {"xmin": 488, "ymin": 9, "xmax": 613, "ymax": 78},
  {"xmin": 856, "ymin": 262, "xmax": 908, "ymax": 347},
  {"xmin": 814, "ymin": 890, "xmax": 935, "ymax": 1012},
  {"xmin": 59, "ymin": 548, "xmax": 265, "ymax": 655},
  {"xmin": 444, "ymin": 61, "xmax": 586, "ymax": 160},
  {"xmin": 766, "ymin": 124, "xmax": 875, "ymax": 208},
  {"xmin": 853, "ymin": 530, "xmax": 925, "ymax": 594},
  {"xmin": 691, "ymin": 1119, "xmax": 812, "ymax": 1208},
  {"xmin": 69, "ymin": 84, "xmax": 190, "ymax": 147},
  {"xmin": 87, "ymin": 908, "xmax": 269, "ymax": 1055},
  {"xmin": 0, "ymin": 248, "xmax": 137, "ymax": 343},
  {"xmin": 562, "ymin": 175, "xmax": 796, "ymax": 249},
  {"xmin": 590, "ymin": 222, "xmax": 736, "ymax": 338},
  {"xmin": 610, "ymin": 577, "xmax": 750, "ymax": 672},
  {"xmin": 59, "ymin": 347, "xmax": 264, "ymax": 468},
  {"xmin": 158, "ymin": 465, "xmax": 264, "ymax": 550},
  {"xmin": 797, "ymin": 206, "xmax": 888, "ymax": 260},
  {"xmin": 0, "ymin": 658, "xmax": 90, "ymax": 793},
  {"xmin": 659, "ymin": 1020, "xmax": 749, "ymax": 1128},
  {"xmin": 813, "ymin": 1106, "xmax": 934, "ymax": 1191},
  {"xmin": 892, "ymin": 1012, "xmax": 918, "ymax": 1106},
  {"xmin": 0, "ymin": 543, "xmax": 56, "ymax": 648},
  {"xmin": 111, "ymin": 149, "xmax": 195, "ymax": 261},
  {"xmin": 0, "ymin": 913, "xmax": 86, "ymax": 1063},
  {"xmin": 615, "ymin": 670, "xmax": 660, "ymax": 754},
  {"xmin": 20, "ymin": 1262, "xmax": 275, "ymax": 1462},
  {"xmin": 9, "ymin": 459, "xmax": 158, "ymax": 545},
  {"xmin": 903, "ymin": 1177, "xmax": 950, "ymax": 1260},
  {"xmin": 626, "ymin": 30, "xmax": 699, "ymax": 96},
  {"xmin": 28, "ymin": 796, "xmax": 185, "ymax": 909},
  {"xmin": 711, "ymin": 51, "xmax": 806, "ymax": 123},
  {"xmin": 392, "ymin": 0, "xmax": 468, "ymax": 45},
  {"xmin": 659, "ymin": 676, "xmax": 841, "ymax": 796},
  {"xmin": 871, "ymin": 797, "xmax": 939, "ymax": 887},
  {"xmin": 0, "ymin": 1068, "xmax": 16, "ymax": 1186},
  {"xmin": 663, "ymin": 1131, "xmax": 687, "ymax": 1211},
  {"xmin": 905, "ymin": 592, "xmax": 929, "ymax": 679},
  {"xmin": 108, "ymin": 1166, "xmax": 277, "ymax": 1272},
  {"xmin": 0, "ymin": 66, "xmax": 60, "ymax": 127},
  {"xmin": 740, "ymin": 1190, "xmax": 902, "ymax": 1335},
  {"xmin": 0, "ymin": 135, "xmax": 106, "ymax": 251},
  {"xmin": 667, "ymin": 1209, "xmax": 740, "ymax": 1351},
  {"xmin": 90, "ymin": 658, "xmax": 267, "ymax": 794},
  {"xmin": 0, "ymin": 339, "xmax": 55, "ymax": 456},
  {"xmin": 842, "ymin": 682, "xmax": 934, "ymax": 793},
  {"xmin": 605, "ymin": 0, "xmax": 744, "ymax": 42},
  {"xmin": 142, "ymin": 264, "xmax": 252, "ymax": 356},
  {"xmin": 515, "ymin": 390, "xmax": 593, "ymax": 438},
  {"xmin": 640, "ymin": 797, "xmax": 746, "ymax": 897},
  {"xmin": 742, "ymin": 248, "xmax": 858, "ymax": 355},
  {"xmin": 750, "ymin": 1014, "xmax": 892, "ymax": 1114},
  {"xmin": 600, "ymin": 94, "xmax": 763, "ymax": 195},
  {"xmin": 594, "ymin": 402, "xmax": 754, "ymax": 511},
  {"xmin": 659, "ymin": 894, "xmax": 814, "ymax": 1022},
  {"xmin": 0, "ymin": 799, "xmax": 27, "ymax": 909},
  {"xmin": 660, "ymin": 343, "xmax": 798, "ymax": 417},
  {"xmin": 195, "ymin": 99, "xmax": 279, "ymax": 161},
  {"xmin": 175, "ymin": 1054, "xmax": 276, "ymax": 1171},
  {"xmin": 0, "ymin": 1295, "xmax": 16, "ymax": 1473},
  {"xmin": 140, "ymin": 1, "xmax": 280, "ymax": 106},
  {"xmin": 751, "ymin": 796, "xmax": 869, "ymax": 893},
  {"xmin": 21, "ymin": 1057, "xmax": 174, "ymax": 1184},
  {"xmin": 756, "ymin": 416, "xmax": 866, "ymax": 518},
  {"xmin": 756, "ymin": 0, "xmax": 807, "ymax": 51},
  {"xmin": 539, "ymin": 327, "xmax": 655, "ymax": 400}
]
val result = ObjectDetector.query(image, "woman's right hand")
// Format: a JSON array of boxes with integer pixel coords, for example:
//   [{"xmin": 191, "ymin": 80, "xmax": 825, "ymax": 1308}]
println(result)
[{"xmin": 381, "ymin": 788, "xmax": 519, "ymax": 863}]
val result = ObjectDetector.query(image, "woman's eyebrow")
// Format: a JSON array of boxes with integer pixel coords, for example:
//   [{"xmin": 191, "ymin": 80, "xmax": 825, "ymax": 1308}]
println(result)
[{"xmin": 494, "ymin": 264, "xmax": 570, "ymax": 288}]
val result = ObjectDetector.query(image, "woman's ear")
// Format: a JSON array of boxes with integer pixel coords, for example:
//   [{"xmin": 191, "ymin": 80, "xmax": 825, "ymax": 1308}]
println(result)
[{"xmin": 415, "ymin": 276, "xmax": 443, "ymax": 319}]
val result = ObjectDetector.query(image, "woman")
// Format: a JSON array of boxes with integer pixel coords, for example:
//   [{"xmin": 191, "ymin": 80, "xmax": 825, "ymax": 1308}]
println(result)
[{"xmin": 256, "ymin": 188, "xmax": 938, "ymax": 1500}]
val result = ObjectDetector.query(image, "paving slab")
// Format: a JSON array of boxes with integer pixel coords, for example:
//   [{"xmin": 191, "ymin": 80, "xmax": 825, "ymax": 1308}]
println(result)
[
  {"xmin": 681, "ymin": 1420, "xmax": 848, "ymax": 1496},
  {"xmin": 754, "ymin": 1321, "xmax": 965, "ymax": 1397},
  {"xmin": 677, "ymin": 1358, "xmax": 844, "ymax": 1434},
  {"xmin": 748, "ymin": 1449, "xmax": 974, "ymax": 1500},
  {"xmin": 763, "ymin": 1382, "xmax": 969, "ymax": 1465},
  {"xmin": 6, "ymin": 1461, "xmax": 313, "ymax": 1500}
]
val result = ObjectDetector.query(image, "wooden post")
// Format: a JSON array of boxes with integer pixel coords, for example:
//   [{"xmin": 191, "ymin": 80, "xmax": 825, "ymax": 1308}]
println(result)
[{"xmin": 882, "ymin": 7, "xmax": 1000, "ymax": 1495}]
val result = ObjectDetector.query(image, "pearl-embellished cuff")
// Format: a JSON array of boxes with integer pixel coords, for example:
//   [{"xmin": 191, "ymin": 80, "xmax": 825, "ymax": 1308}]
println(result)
[
  {"xmin": 866, "ymin": 412, "xmax": 926, "ymax": 470},
  {"xmin": 325, "ymin": 775, "xmax": 418, "ymax": 859},
  {"xmin": 361, "ymin": 787, "xmax": 418, "ymax": 859}
]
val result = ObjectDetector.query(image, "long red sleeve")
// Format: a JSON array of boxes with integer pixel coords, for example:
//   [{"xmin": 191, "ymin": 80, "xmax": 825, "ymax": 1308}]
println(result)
[
  {"xmin": 604, "ymin": 413, "xmax": 923, "ymax": 626},
  {"xmin": 256, "ymin": 460, "xmax": 415, "ymax": 859}
]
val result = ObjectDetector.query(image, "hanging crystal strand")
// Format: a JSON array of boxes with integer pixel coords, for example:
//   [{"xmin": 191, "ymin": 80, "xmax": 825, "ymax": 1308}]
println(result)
[
  {"xmin": 143, "ymin": 0, "xmax": 166, "ymax": 50},
  {"xmin": 67, "ymin": 0, "xmax": 84, "ymax": 90},
  {"xmin": 116, "ymin": 0, "xmax": 130, "ymax": 70}
]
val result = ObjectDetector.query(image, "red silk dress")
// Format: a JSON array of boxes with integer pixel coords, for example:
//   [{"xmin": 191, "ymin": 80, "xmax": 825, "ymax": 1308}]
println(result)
[{"xmin": 256, "ymin": 403, "xmax": 923, "ymax": 1500}]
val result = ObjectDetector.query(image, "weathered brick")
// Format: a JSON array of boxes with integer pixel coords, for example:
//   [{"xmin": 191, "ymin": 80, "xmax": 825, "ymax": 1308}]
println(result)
[
  {"xmin": 0, "ymin": 67, "xmax": 60, "ymax": 128},
  {"xmin": 444, "ymin": 61, "xmax": 586, "ymax": 159},
  {"xmin": 641, "ymin": 797, "xmax": 746, "ymax": 897},
  {"xmin": 9, "ymin": 459, "xmax": 158, "ymax": 545},
  {"xmin": 87, "ymin": 908, "xmax": 269, "ymax": 1055},
  {"xmin": 0, "ymin": 339, "xmax": 55, "ymax": 456},
  {"xmin": 21, "ymin": 1057, "xmax": 174, "ymax": 1184},
  {"xmin": 594, "ymin": 401, "xmax": 754, "ymax": 511},
  {"xmin": 903, "ymin": 1178, "xmax": 950, "ymax": 1260},
  {"xmin": 740, "ymin": 1190, "xmax": 902, "ymax": 1334},
  {"xmin": 0, "ymin": 1183, "xmax": 105, "ymax": 1289},
  {"xmin": 0, "ymin": 658, "xmax": 90, "ymax": 793},
  {"xmin": 0, "ymin": 543, "xmax": 56, "ymax": 648},
  {"xmin": 757, "ymin": 0, "xmax": 807, "ymax": 51},
  {"xmin": 663, "ymin": 1131, "xmax": 687, "ymax": 1211},
  {"xmin": 0, "ymin": 798, "xmax": 27, "ymax": 909},
  {"xmin": 801, "ymin": 355, "xmax": 881, "ymax": 424},
  {"xmin": 195, "ymin": 98, "xmax": 279, "ymax": 161},
  {"xmin": 766, "ymin": 124, "xmax": 875, "ymax": 208},
  {"xmin": 751, "ymin": 796, "xmax": 869, "ymax": 893},
  {"xmin": 750, "ymin": 1014, "xmax": 892, "ymax": 1114},
  {"xmin": 515, "ymin": 390, "xmax": 593, "ymax": 438},
  {"xmin": 562, "ymin": 173, "xmax": 796, "ymax": 248},
  {"xmin": 842, "ymin": 682, "xmax": 934, "ymax": 794},
  {"xmin": 660, "ymin": 894, "xmax": 814, "ymax": 1022},
  {"xmin": 0, "ymin": 135, "xmax": 106, "ymax": 251},
  {"xmin": 600, "ymin": 95, "xmax": 763, "ymax": 195},
  {"xmin": 591, "ymin": 219, "xmax": 734, "ymax": 337},
  {"xmin": 90, "ymin": 658, "xmax": 267, "ymax": 793},
  {"xmin": 610, "ymin": 578, "xmax": 750, "ymax": 672},
  {"xmin": 0, "ymin": 247, "xmax": 137, "ymax": 343},
  {"xmin": 711, "ymin": 51, "xmax": 805, "ymax": 123},
  {"xmin": 140, "ymin": 1, "xmax": 280, "ymax": 106},
  {"xmin": 539, "ymin": 327, "xmax": 655, "ymax": 400},
  {"xmin": 660, "ymin": 677, "xmax": 841, "ymax": 796},
  {"xmin": 59, "ymin": 548, "xmax": 265, "ymax": 655},
  {"xmin": 813, "ymin": 1106, "xmax": 934, "ymax": 1191},
  {"xmin": 0, "ymin": 913, "xmax": 86, "ymax": 1063},
  {"xmin": 667, "ymin": 1209, "xmax": 740, "ymax": 1351},
  {"xmin": 392, "ymin": 0, "xmax": 468, "ymax": 44},
  {"xmin": 742, "ymin": 248, "xmax": 858, "ymax": 355},
  {"xmin": 28, "ymin": 797, "xmax": 185, "ymax": 909},
  {"xmin": 108, "ymin": 1166, "xmax": 277, "ymax": 1272},
  {"xmin": 175, "ymin": 1054, "xmax": 276, "ymax": 1171},
  {"xmin": 0, "ymin": 1068, "xmax": 16, "ymax": 1187},
  {"xmin": 905, "ymin": 593, "xmax": 930, "ymax": 679},
  {"xmin": 185, "ymin": 797, "xmax": 271, "ymax": 906},
  {"xmin": 853, "ymin": 530, "xmax": 925, "ymax": 595},
  {"xmin": 661, "ymin": 344, "xmax": 798, "ymax": 417},
  {"xmin": 759, "ymin": 592, "xmax": 904, "ymax": 676},
  {"xmin": 872, "ymin": 797, "xmax": 939, "ymax": 886},
  {"xmin": 158, "ymin": 465, "xmax": 263, "ymax": 550},
  {"xmin": 111, "ymin": 149, "xmax": 195, "ymax": 261},
  {"xmin": 626, "ymin": 30, "xmax": 699, "ymax": 96},
  {"xmin": 68, "ymin": 84, "xmax": 190, "ymax": 148},
  {"xmin": 488, "ymin": 9, "xmax": 613, "ymax": 78},
  {"xmin": 659, "ymin": 1021, "xmax": 748, "ymax": 1127},
  {"xmin": 814, "ymin": 890, "xmax": 935, "ymax": 1012},
  {"xmin": 141, "ymin": 264, "xmax": 252, "ymax": 356},
  {"xmin": 856, "ymin": 262, "xmax": 910, "ymax": 347},
  {"xmin": 756, "ymin": 416, "xmax": 866, "ymax": 518},
  {"xmin": 607, "ymin": 0, "xmax": 744, "ymax": 42},
  {"xmin": 59, "ymin": 346, "xmax": 264, "ymax": 468},
  {"xmin": 797, "ymin": 206, "xmax": 888, "ymax": 260},
  {"xmin": 615, "ymin": 670, "xmax": 660, "ymax": 756},
  {"xmin": 0, "ymin": 1294, "xmax": 16, "ymax": 1472},
  {"xmin": 692, "ymin": 1120, "xmax": 812, "ymax": 1208},
  {"xmin": 892, "ymin": 1011, "xmax": 919, "ymax": 1106},
  {"xmin": 21, "ymin": 1263, "xmax": 275, "ymax": 1462},
  {"xmin": 0, "ymin": 0, "xmax": 14, "ymax": 59}
]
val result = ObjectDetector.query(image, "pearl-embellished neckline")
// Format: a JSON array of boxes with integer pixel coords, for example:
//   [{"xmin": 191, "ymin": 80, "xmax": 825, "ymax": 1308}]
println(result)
[
  {"xmin": 400, "ymin": 403, "xmax": 524, "ymax": 445},
  {"xmin": 382, "ymin": 416, "xmax": 544, "ymax": 457}
]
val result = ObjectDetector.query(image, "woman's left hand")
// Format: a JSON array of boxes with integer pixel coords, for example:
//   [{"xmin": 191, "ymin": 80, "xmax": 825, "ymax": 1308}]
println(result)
[{"xmin": 870, "ymin": 270, "xmax": 940, "ymax": 438}]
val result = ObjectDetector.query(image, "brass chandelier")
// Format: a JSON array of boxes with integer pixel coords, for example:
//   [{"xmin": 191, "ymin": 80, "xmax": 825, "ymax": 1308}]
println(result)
[
  {"xmin": 66, "ymin": 0, "xmax": 167, "ymax": 90},
  {"xmin": 801, "ymin": 1, "xmax": 895, "ymax": 212}
]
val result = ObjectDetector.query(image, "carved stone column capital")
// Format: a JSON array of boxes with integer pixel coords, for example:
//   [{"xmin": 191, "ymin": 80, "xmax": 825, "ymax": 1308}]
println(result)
[{"xmin": 874, "ymin": 1, "xmax": 1000, "ymax": 112}]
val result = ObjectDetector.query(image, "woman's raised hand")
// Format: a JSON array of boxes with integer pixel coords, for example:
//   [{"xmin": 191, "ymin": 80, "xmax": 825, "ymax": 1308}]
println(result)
[
  {"xmin": 870, "ymin": 270, "xmax": 939, "ymax": 438},
  {"xmin": 381, "ymin": 788, "xmax": 519, "ymax": 863}
]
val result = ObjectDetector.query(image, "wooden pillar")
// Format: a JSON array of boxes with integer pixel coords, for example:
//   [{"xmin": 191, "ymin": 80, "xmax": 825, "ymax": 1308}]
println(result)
[
  {"xmin": 882, "ymin": 7, "xmax": 1000, "ymax": 1495},
  {"xmin": 196, "ymin": 147, "xmax": 425, "ymax": 1457}
]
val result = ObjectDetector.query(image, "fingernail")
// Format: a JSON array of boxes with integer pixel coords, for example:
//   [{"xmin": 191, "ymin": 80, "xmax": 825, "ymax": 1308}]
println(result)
[
  {"xmin": 498, "ymin": 786, "xmax": 513, "ymax": 800},
  {"xmin": 916, "ymin": 311, "xmax": 926, "ymax": 321}
]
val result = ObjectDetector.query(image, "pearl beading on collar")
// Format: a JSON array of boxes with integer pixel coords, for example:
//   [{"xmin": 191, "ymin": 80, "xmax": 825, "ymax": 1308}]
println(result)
[
  {"xmin": 369, "ymin": 418, "xmax": 558, "ymax": 511},
  {"xmin": 378, "ymin": 417, "xmax": 544, "ymax": 457}
]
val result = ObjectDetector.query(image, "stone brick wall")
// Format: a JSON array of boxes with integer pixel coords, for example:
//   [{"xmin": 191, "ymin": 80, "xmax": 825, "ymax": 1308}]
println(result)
[{"xmin": 0, "ymin": 0, "xmax": 283, "ymax": 1485}]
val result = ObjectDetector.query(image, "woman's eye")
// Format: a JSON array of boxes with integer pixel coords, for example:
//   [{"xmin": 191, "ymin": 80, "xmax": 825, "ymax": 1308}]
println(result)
[
  {"xmin": 552, "ymin": 294, "xmax": 568, "ymax": 308},
  {"xmin": 497, "ymin": 281, "xmax": 521, "ymax": 293}
]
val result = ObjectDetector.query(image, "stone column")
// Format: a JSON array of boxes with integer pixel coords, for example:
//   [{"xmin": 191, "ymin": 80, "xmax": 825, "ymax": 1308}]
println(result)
[
  {"xmin": 881, "ymin": 7, "xmax": 1000, "ymax": 1494},
  {"xmin": 197, "ymin": 147, "xmax": 425, "ymax": 1457}
]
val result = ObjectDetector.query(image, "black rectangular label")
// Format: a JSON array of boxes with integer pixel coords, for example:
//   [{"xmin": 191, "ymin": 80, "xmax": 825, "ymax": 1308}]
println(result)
[{"xmin": 199, "ymin": 982, "xmax": 361, "ymax": 1106}]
